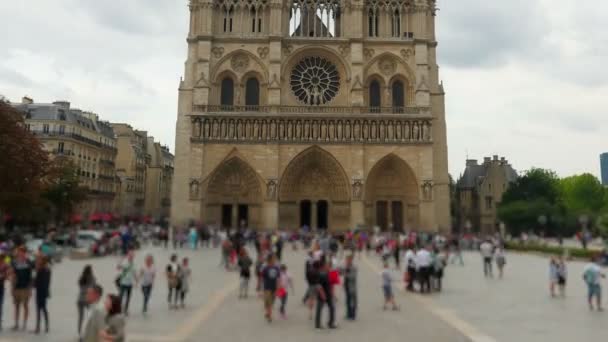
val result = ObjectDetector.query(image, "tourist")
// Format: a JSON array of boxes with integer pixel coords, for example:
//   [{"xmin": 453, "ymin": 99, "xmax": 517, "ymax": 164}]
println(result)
[
  {"xmin": 432, "ymin": 248, "xmax": 446, "ymax": 291},
  {"xmin": 78, "ymin": 265, "xmax": 96, "ymax": 336},
  {"xmin": 261, "ymin": 254, "xmax": 280, "ymax": 322},
  {"xmin": 33, "ymin": 256, "xmax": 51, "ymax": 334},
  {"xmin": 341, "ymin": 254, "xmax": 358, "ymax": 320},
  {"xmin": 178, "ymin": 258, "xmax": 192, "ymax": 308},
  {"xmin": 237, "ymin": 249, "xmax": 253, "ymax": 299},
  {"xmin": 315, "ymin": 257, "xmax": 336, "ymax": 329},
  {"xmin": 549, "ymin": 257, "xmax": 559, "ymax": 297},
  {"xmin": 0, "ymin": 250, "xmax": 11, "ymax": 330},
  {"xmin": 582, "ymin": 256, "xmax": 605, "ymax": 311},
  {"xmin": 81, "ymin": 285, "xmax": 104, "ymax": 342},
  {"xmin": 381, "ymin": 261, "xmax": 399, "ymax": 310},
  {"xmin": 255, "ymin": 254, "xmax": 264, "ymax": 296},
  {"xmin": 415, "ymin": 245, "xmax": 432, "ymax": 293},
  {"xmin": 449, "ymin": 237, "xmax": 464, "ymax": 266},
  {"xmin": 277, "ymin": 264, "xmax": 294, "ymax": 319},
  {"xmin": 10, "ymin": 246, "xmax": 33, "ymax": 331},
  {"xmin": 404, "ymin": 245, "xmax": 417, "ymax": 291},
  {"xmin": 556, "ymin": 257, "xmax": 567, "ymax": 297},
  {"xmin": 480, "ymin": 239, "xmax": 494, "ymax": 278},
  {"xmin": 166, "ymin": 254, "xmax": 180, "ymax": 309},
  {"xmin": 116, "ymin": 251, "xmax": 137, "ymax": 316},
  {"xmin": 221, "ymin": 238, "xmax": 232, "ymax": 270},
  {"xmin": 99, "ymin": 294, "xmax": 126, "ymax": 342},
  {"xmin": 495, "ymin": 246, "xmax": 506, "ymax": 279},
  {"xmin": 139, "ymin": 254, "xmax": 156, "ymax": 314}
]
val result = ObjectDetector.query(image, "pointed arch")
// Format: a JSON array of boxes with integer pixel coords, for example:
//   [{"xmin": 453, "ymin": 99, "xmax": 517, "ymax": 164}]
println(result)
[{"xmin": 365, "ymin": 154, "xmax": 419, "ymax": 231}]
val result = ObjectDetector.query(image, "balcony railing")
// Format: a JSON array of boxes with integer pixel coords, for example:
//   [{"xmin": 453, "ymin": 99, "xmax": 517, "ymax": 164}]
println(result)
[
  {"xmin": 51, "ymin": 149, "xmax": 73, "ymax": 156},
  {"xmin": 191, "ymin": 105, "xmax": 429, "ymax": 116},
  {"xmin": 98, "ymin": 174, "xmax": 115, "ymax": 181},
  {"xmin": 31, "ymin": 130, "xmax": 117, "ymax": 151},
  {"xmin": 99, "ymin": 159, "xmax": 115, "ymax": 167}
]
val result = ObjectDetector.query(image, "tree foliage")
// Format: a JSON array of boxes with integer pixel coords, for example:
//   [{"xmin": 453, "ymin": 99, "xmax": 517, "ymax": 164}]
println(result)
[
  {"xmin": 42, "ymin": 157, "xmax": 89, "ymax": 222},
  {"xmin": 0, "ymin": 100, "xmax": 52, "ymax": 222}
]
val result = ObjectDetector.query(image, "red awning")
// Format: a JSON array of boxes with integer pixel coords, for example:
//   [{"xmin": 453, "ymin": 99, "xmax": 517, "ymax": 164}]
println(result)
[
  {"xmin": 70, "ymin": 214, "xmax": 82, "ymax": 223},
  {"xmin": 101, "ymin": 213, "xmax": 113, "ymax": 222},
  {"xmin": 142, "ymin": 216, "xmax": 152, "ymax": 223},
  {"xmin": 89, "ymin": 213, "xmax": 102, "ymax": 222}
]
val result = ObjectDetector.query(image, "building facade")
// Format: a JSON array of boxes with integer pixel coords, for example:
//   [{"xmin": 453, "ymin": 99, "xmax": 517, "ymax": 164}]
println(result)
[
  {"xmin": 144, "ymin": 139, "xmax": 175, "ymax": 220},
  {"xmin": 601, "ymin": 153, "xmax": 608, "ymax": 186},
  {"xmin": 456, "ymin": 156, "xmax": 517, "ymax": 234},
  {"xmin": 171, "ymin": 0, "xmax": 450, "ymax": 232},
  {"xmin": 15, "ymin": 97, "xmax": 119, "ymax": 216},
  {"xmin": 112, "ymin": 124, "xmax": 151, "ymax": 217}
]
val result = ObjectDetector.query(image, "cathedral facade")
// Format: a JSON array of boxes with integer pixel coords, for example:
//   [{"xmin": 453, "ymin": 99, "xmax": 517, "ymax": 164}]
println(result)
[{"xmin": 171, "ymin": 0, "xmax": 450, "ymax": 232}]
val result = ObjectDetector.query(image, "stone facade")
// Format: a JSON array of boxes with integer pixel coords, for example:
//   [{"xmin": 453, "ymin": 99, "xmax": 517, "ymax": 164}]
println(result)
[
  {"xmin": 455, "ymin": 156, "xmax": 518, "ymax": 234},
  {"xmin": 14, "ymin": 97, "xmax": 119, "ymax": 216},
  {"xmin": 171, "ymin": 0, "xmax": 450, "ymax": 232},
  {"xmin": 144, "ymin": 139, "xmax": 175, "ymax": 220}
]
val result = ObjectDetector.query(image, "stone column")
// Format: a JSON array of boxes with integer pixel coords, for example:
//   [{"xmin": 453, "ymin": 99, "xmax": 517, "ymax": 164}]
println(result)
[{"xmin": 311, "ymin": 201, "xmax": 318, "ymax": 230}]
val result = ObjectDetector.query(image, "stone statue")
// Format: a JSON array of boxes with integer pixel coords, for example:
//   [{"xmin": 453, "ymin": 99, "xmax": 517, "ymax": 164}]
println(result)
[
  {"xmin": 267, "ymin": 180, "xmax": 277, "ymax": 200},
  {"xmin": 253, "ymin": 120, "xmax": 260, "ymax": 139},
  {"xmin": 412, "ymin": 122, "xmax": 419, "ymax": 141},
  {"xmin": 424, "ymin": 122, "xmax": 431, "ymax": 141},
  {"xmin": 190, "ymin": 180, "xmax": 200, "ymax": 199},
  {"xmin": 404, "ymin": 121, "xmax": 410, "ymax": 140},
  {"xmin": 352, "ymin": 181, "xmax": 363, "ymax": 200},
  {"xmin": 212, "ymin": 120, "xmax": 219, "ymax": 138}
]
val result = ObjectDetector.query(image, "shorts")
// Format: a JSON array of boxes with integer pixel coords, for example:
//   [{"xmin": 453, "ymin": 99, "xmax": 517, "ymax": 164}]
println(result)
[
  {"xmin": 382, "ymin": 285, "xmax": 393, "ymax": 300},
  {"xmin": 263, "ymin": 290, "xmax": 276, "ymax": 307},
  {"xmin": 557, "ymin": 276, "xmax": 566, "ymax": 285},
  {"xmin": 587, "ymin": 284, "xmax": 601, "ymax": 300},
  {"xmin": 13, "ymin": 288, "xmax": 31, "ymax": 304}
]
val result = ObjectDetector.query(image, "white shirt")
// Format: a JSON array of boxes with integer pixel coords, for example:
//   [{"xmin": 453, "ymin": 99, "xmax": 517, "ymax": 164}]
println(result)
[
  {"xmin": 404, "ymin": 249, "xmax": 416, "ymax": 268},
  {"xmin": 415, "ymin": 249, "xmax": 432, "ymax": 268},
  {"xmin": 140, "ymin": 265, "xmax": 156, "ymax": 286},
  {"xmin": 480, "ymin": 242, "xmax": 494, "ymax": 258},
  {"xmin": 583, "ymin": 263, "xmax": 603, "ymax": 285},
  {"xmin": 82, "ymin": 301, "xmax": 102, "ymax": 337}
]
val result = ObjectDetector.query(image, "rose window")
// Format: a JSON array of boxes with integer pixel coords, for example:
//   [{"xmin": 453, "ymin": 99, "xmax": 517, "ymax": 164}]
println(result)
[{"xmin": 290, "ymin": 57, "xmax": 340, "ymax": 105}]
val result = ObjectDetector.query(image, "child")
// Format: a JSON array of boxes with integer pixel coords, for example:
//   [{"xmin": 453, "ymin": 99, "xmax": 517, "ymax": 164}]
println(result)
[
  {"xmin": 178, "ymin": 258, "xmax": 192, "ymax": 308},
  {"xmin": 556, "ymin": 257, "xmax": 567, "ymax": 297},
  {"xmin": 238, "ymin": 250, "xmax": 253, "ymax": 299},
  {"xmin": 381, "ymin": 261, "xmax": 399, "ymax": 311},
  {"xmin": 277, "ymin": 264, "xmax": 294, "ymax": 319}
]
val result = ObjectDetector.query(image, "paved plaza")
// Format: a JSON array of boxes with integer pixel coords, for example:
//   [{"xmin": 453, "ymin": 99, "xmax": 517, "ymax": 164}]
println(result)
[{"xmin": 0, "ymin": 246, "xmax": 604, "ymax": 342}]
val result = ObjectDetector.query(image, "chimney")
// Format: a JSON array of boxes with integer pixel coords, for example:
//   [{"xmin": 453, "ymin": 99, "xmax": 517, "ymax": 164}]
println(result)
[
  {"xmin": 493, "ymin": 155, "xmax": 499, "ymax": 161},
  {"xmin": 483, "ymin": 157, "xmax": 491, "ymax": 164},
  {"xmin": 500, "ymin": 157, "xmax": 506, "ymax": 163},
  {"xmin": 466, "ymin": 159, "xmax": 478, "ymax": 166},
  {"xmin": 52, "ymin": 101, "xmax": 70, "ymax": 110},
  {"xmin": 21, "ymin": 96, "xmax": 33, "ymax": 104}
]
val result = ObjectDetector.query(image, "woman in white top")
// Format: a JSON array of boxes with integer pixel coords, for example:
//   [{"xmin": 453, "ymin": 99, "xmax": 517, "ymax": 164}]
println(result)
[{"xmin": 139, "ymin": 254, "xmax": 156, "ymax": 314}]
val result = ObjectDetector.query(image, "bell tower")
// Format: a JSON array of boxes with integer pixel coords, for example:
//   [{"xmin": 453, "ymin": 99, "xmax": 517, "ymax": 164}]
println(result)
[{"xmin": 172, "ymin": 0, "xmax": 451, "ymax": 233}]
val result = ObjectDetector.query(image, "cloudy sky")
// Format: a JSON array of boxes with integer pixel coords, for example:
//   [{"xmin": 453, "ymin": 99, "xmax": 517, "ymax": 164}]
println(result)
[{"xmin": 1, "ymin": 0, "xmax": 606, "ymax": 178}]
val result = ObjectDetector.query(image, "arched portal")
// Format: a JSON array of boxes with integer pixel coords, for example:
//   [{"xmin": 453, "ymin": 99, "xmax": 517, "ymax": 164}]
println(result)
[
  {"xmin": 279, "ymin": 146, "xmax": 350, "ymax": 230},
  {"xmin": 204, "ymin": 157, "xmax": 263, "ymax": 230},
  {"xmin": 365, "ymin": 154, "xmax": 419, "ymax": 231}
]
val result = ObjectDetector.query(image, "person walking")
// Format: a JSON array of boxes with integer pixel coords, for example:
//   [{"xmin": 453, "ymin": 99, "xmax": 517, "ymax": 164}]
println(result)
[
  {"xmin": 77, "ymin": 265, "xmax": 96, "ymax": 337},
  {"xmin": 0, "ymin": 250, "xmax": 11, "ymax": 330},
  {"xmin": 404, "ymin": 245, "xmax": 417, "ymax": 291},
  {"xmin": 99, "ymin": 294, "xmax": 126, "ymax": 342},
  {"xmin": 494, "ymin": 247, "xmax": 506, "ymax": 279},
  {"xmin": 582, "ymin": 256, "xmax": 605, "ymax": 311},
  {"xmin": 81, "ymin": 285, "xmax": 105, "ymax": 342},
  {"xmin": 341, "ymin": 254, "xmax": 358, "ymax": 320},
  {"xmin": 33, "ymin": 256, "xmax": 51, "ymax": 334},
  {"xmin": 116, "ymin": 251, "xmax": 137, "ymax": 316},
  {"xmin": 315, "ymin": 257, "xmax": 336, "ymax": 329},
  {"xmin": 415, "ymin": 246, "xmax": 432, "ymax": 294},
  {"xmin": 10, "ymin": 247, "xmax": 34, "ymax": 331},
  {"xmin": 261, "ymin": 254, "xmax": 280, "ymax": 322},
  {"xmin": 237, "ymin": 250, "xmax": 253, "ymax": 299},
  {"xmin": 549, "ymin": 257, "xmax": 559, "ymax": 297},
  {"xmin": 556, "ymin": 257, "xmax": 567, "ymax": 297},
  {"xmin": 381, "ymin": 261, "xmax": 399, "ymax": 310},
  {"xmin": 480, "ymin": 239, "xmax": 494, "ymax": 278},
  {"xmin": 139, "ymin": 254, "xmax": 156, "ymax": 314},
  {"xmin": 166, "ymin": 254, "xmax": 180, "ymax": 309},
  {"xmin": 277, "ymin": 264, "xmax": 294, "ymax": 319},
  {"xmin": 178, "ymin": 258, "xmax": 192, "ymax": 308},
  {"xmin": 432, "ymin": 249, "xmax": 446, "ymax": 291}
]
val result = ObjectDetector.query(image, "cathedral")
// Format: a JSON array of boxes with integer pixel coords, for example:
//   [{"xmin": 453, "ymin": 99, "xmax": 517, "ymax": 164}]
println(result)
[{"xmin": 171, "ymin": 0, "xmax": 450, "ymax": 232}]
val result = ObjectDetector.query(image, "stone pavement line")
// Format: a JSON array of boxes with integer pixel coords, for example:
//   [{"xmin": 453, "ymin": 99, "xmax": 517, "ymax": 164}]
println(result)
[
  {"xmin": 128, "ymin": 279, "xmax": 239, "ymax": 342},
  {"xmin": 361, "ymin": 255, "xmax": 498, "ymax": 342}
]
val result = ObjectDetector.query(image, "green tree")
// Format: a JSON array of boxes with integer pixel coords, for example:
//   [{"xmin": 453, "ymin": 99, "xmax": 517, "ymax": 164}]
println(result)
[
  {"xmin": 498, "ymin": 168, "xmax": 563, "ymax": 236},
  {"xmin": 43, "ymin": 157, "xmax": 89, "ymax": 223},
  {"xmin": 560, "ymin": 174, "xmax": 605, "ymax": 214}
]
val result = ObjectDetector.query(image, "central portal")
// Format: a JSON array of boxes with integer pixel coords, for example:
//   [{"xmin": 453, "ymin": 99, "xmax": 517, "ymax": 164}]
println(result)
[{"xmin": 299, "ymin": 200, "xmax": 329, "ymax": 230}]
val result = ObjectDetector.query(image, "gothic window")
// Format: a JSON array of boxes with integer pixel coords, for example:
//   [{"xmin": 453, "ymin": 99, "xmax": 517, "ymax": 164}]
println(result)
[
  {"xmin": 368, "ymin": 8, "xmax": 379, "ymax": 37},
  {"xmin": 392, "ymin": 80, "xmax": 405, "ymax": 112},
  {"xmin": 223, "ymin": 6, "xmax": 234, "ymax": 33},
  {"xmin": 290, "ymin": 56, "xmax": 340, "ymax": 105},
  {"xmin": 245, "ymin": 77, "xmax": 260, "ymax": 108},
  {"xmin": 369, "ymin": 80, "xmax": 381, "ymax": 112},
  {"xmin": 220, "ymin": 77, "xmax": 234, "ymax": 108},
  {"xmin": 289, "ymin": 0, "xmax": 341, "ymax": 37},
  {"xmin": 250, "ymin": 8, "xmax": 262, "ymax": 33},
  {"xmin": 391, "ymin": 9, "xmax": 401, "ymax": 37}
]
